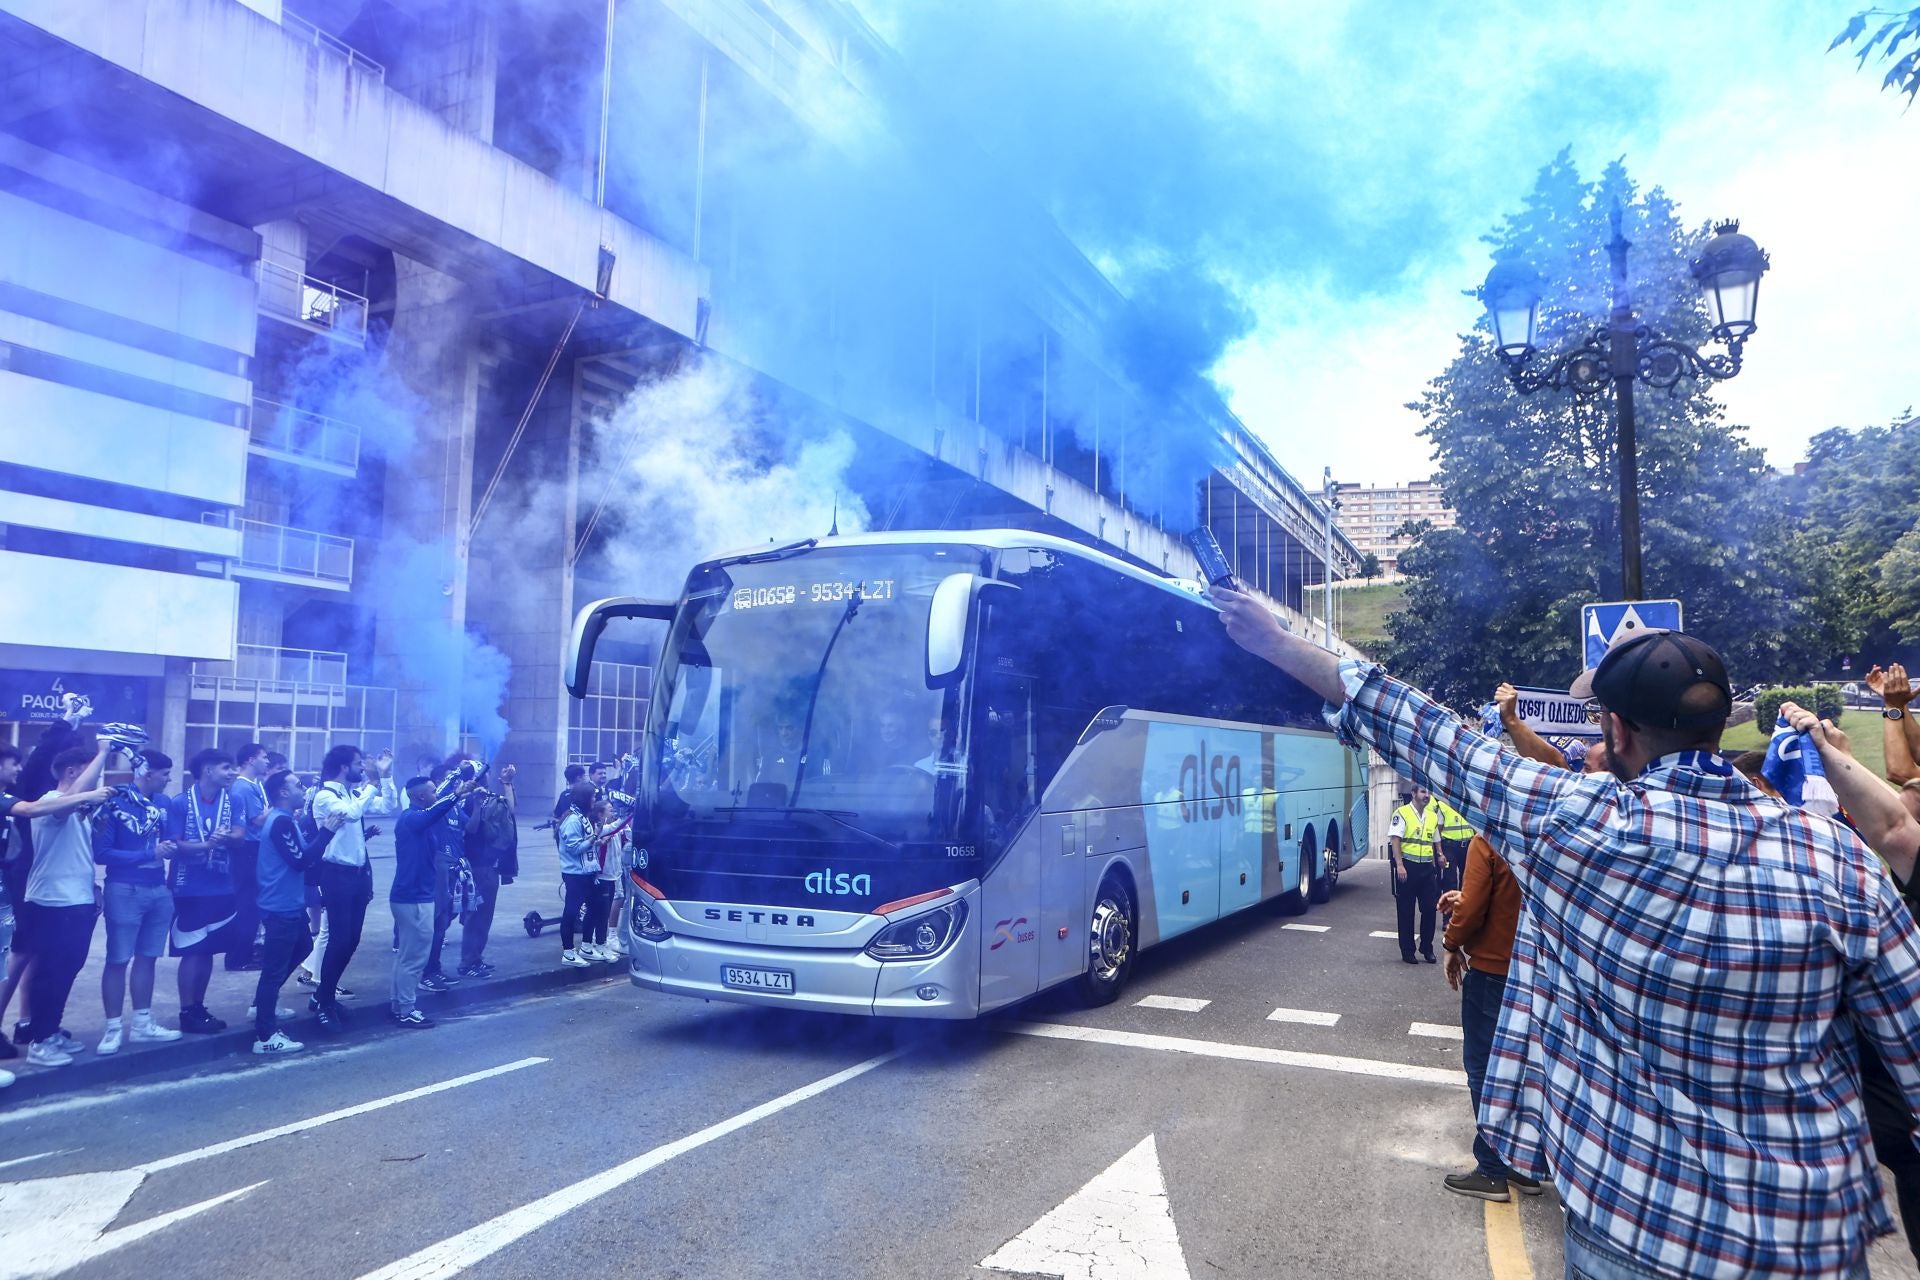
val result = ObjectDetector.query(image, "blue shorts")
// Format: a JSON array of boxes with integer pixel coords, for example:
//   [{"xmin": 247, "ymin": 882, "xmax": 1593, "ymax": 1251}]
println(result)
[{"xmin": 104, "ymin": 880, "xmax": 174, "ymax": 964}]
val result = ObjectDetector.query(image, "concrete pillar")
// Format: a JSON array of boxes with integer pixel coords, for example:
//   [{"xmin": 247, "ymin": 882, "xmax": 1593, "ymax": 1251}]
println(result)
[
  {"xmin": 370, "ymin": 255, "xmax": 478, "ymax": 763},
  {"xmin": 158, "ymin": 658, "xmax": 191, "ymax": 771}
]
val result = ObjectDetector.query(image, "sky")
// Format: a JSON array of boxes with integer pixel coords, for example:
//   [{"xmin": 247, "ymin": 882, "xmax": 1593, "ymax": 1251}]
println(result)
[{"xmin": 860, "ymin": 1, "xmax": 1920, "ymax": 488}]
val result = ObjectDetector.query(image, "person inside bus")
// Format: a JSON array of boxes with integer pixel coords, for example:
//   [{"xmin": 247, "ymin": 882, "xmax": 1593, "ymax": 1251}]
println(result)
[{"xmin": 914, "ymin": 717, "xmax": 949, "ymax": 776}]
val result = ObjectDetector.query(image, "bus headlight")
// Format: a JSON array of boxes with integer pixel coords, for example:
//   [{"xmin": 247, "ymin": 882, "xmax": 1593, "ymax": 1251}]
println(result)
[
  {"xmin": 865, "ymin": 901, "xmax": 967, "ymax": 962},
  {"xmin": 629, "ymin": 895, "xmax": 669, "ymax": 942}
]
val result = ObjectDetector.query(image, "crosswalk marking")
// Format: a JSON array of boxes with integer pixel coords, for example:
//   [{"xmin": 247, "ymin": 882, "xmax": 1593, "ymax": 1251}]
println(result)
[
  {"xmin": 1281, "ymin": 923, "xmax": 1330, "ymax": 933},
  {"xmin": 1410, "ymin": 1022, "xmax": 1465, "ymax": 1041},
  {"xmin": 1370, "ymin": 930, "xmax": 1399, "ymax": 939},
  {"xmin": 1267, "ymin": 1007, "xmax": 1340, "ymax": 1027},
  {"xmin": 1135, "ymin": 995, "xmax": 1211, "ymax": 1012},
  {"xmin": 1008, "ymin": 1022, "xmax": 1464, "ymax": 1087}
]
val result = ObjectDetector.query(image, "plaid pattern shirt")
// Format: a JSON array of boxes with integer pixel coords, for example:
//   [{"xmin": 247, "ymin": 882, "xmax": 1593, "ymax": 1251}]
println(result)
[{"xmin": 1329, "ymin": 660, "xmax": 1920, "ymax": 1279}]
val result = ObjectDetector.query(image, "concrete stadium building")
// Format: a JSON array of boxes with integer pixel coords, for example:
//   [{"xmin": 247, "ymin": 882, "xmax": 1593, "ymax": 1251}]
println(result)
[{"xmin": 0, "ymin": 0, "xmax": 1361, "ymax": 805}]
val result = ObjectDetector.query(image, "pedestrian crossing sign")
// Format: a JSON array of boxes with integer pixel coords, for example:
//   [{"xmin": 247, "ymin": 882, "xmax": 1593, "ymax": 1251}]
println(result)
[{"xmin": 1582, "ymin": 600, "xmax": 1683, "ymax": 669}]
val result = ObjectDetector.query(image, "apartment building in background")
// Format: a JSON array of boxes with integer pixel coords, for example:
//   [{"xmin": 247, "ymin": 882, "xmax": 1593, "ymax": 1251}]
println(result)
[
  {"xmin": 0, "ymin": 0, "xmax": 1359, "ymax": 804},
  {"xmin": 1333, "ymin": 478, "xmax": 1455, "ymax": 575}
]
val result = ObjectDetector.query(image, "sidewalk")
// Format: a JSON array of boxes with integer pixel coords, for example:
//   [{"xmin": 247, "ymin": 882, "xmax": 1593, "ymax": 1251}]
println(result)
[{"xmin": 1, "ymin": 818, "xmax": 627, "ymax": 1102}]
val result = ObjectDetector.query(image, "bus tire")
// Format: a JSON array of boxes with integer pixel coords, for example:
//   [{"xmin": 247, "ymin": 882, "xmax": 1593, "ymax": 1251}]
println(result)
[
  {"xmin": 1310, "ymin": 822, "xmax": 1338, "ymax": 904},
  {"xmin": 1078, "ymin": 877, "xmax": 1135, "ymax": 1007},
  {"xmin": 1276, "ymin": 826, "xmax": 1314, "ymax": 916}
]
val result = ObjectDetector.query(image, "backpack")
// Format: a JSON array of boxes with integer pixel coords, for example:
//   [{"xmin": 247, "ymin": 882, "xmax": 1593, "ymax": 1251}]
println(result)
[{"xmin": 469, "ymin": 792, "xmax": 517, "ymax": 855}]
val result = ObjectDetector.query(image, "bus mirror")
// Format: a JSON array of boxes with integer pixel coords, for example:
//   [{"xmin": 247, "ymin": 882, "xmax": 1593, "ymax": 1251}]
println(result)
[
  {"xmin": 926, "ymin": 573, "xmax": 976, "ymax": 684},
  {"xmin": 566, "ymin": 596, "xmax": 675, "ymax": 699}
]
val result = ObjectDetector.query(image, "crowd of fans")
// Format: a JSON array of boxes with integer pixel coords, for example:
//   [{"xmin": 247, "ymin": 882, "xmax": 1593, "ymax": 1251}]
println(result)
[{"xmin": 0, "ymin": 698, "xmax": 640, "ymax": 1083}]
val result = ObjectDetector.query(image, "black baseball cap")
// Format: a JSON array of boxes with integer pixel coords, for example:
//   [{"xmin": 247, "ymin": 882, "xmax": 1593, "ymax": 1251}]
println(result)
[{"xmin": 1568, "ymin": 630, "xmax": 1732, "ymax": 731}]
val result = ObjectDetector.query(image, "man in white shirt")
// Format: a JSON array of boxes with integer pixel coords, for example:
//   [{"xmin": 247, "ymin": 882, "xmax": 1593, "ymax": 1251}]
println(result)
[
  {"xmin": 20, "ymin": 740, "xmax": 113, "ymax": 1067},
  {"xmin": 308, "ymin": 744, "xmax": 397, "ymax": 1032}
]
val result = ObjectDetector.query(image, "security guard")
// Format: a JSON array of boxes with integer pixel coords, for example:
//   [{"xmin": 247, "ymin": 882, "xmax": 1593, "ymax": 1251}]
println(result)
[
  {"xmin": 1389, "ymin": 784, "xmax": 1446, "ymax": 964},
  {"xmin": 1437, "ymin": 800, "xmax": 1473, "ymax": 895}
]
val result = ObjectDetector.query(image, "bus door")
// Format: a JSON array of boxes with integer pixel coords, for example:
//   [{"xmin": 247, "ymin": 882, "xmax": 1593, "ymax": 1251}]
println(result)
[
  {"xmin": 975, "ymin": 658, "xmax": 1041, "ymax": 1008},
  {"xmin": 1037, "ymin": 811, "xmax": 1089, "ymax": 989}
]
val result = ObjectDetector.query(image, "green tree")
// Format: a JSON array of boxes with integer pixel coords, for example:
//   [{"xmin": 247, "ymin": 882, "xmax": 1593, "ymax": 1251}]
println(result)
[
  {"xmin": 1785, "ymin": 414, "xmax": 1920, "ymax": 660},
  {"xmin": 1832, "ymin": 9, "xmax": 1920, "ymax": 102},
  {"xmin": 1358, "ymin": 552, "xmax": 1383, "ymax": 585},
  {"xmin": 1382, "ymin": 154, "xmax": 1857, "ymax": 707}
]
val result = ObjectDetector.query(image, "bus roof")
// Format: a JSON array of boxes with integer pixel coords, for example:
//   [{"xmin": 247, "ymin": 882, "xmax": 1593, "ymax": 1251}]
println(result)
[{"xmin": 707, "ymin": 529, "xmax": 1219, "ymax": 609}]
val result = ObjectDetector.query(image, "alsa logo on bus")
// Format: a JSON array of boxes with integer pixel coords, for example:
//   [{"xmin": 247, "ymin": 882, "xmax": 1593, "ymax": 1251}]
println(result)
[
  {"xmin": 1179, "ymin": 740, "xmax": 1243, "ymax": 823},
  {"xmin": 805, "ymin": 868, "xmax": 871, "ymax": 896}
]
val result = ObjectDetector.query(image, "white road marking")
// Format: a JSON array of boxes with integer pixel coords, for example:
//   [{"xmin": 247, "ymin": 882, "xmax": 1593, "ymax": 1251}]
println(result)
[
  {"xmin": 138, "ymin": 1056, "xmax": 549, "ymax": 1174},
  {"xmin": 358, "ymin": 1048, "xmax": 908, "ymax": 1280},
  {"xmin": 1410, "ymin": 1022, "xmax": 1465, "ymax": 1041},
  {"xmin": 0, "ymin": 1150, "xmax": 73, "ymax": 1173},
  {"xmin": 0, "ymin": 1172, "xmax": 265, "ymax": 1280},
  {"xmin": 1370, "ymin": 930, "xmax": 1400, "ymax": 939},
  {"xmin": 1266, "ymin": 1007, "xmax": 1341, "ymax": 1027},
  {"xmin": 1008, "ymin": 1022, "xmax": 1463, "ymax": 1087},
  {"xmin": 1281, "ymin": 923, "xmax": 1330, "ymax": 932},
  {"xmin": 0, "ymin": 1036, "xmax": 393, "ymax": 1126},
  {"xmin": 1134, "ymin": 995, "xmax": 1210, "ymax": 1012},
  {"xmin": 979, "ymin": 1134, "xmax": 1189, "ymax": 1280},
  {"xmin": 0, "ymin": 1056, "xmax": 548, "ymax": 1279}
]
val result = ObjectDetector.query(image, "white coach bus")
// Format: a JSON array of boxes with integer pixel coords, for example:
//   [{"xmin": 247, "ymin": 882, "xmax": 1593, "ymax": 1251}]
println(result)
[{"xmin": 565, "ymin": 530, "xmax": 1368, "ymax": 1018}]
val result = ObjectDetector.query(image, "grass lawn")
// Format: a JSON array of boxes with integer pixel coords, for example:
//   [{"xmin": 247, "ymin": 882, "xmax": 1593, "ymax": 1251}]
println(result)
[
  {"xmin": 1721, "ymin": 713, "xmax": 1892, "ymax": 781},
  {"xmin": 1335, "ymin": 581, "xmax": 1407, "ymax": 656}
]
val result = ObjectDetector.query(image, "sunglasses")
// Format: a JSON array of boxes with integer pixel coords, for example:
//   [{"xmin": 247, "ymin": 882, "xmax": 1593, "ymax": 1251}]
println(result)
[{"xmin": 1582, "ymin": 698, "xmax": 1605, "ymax": 725}]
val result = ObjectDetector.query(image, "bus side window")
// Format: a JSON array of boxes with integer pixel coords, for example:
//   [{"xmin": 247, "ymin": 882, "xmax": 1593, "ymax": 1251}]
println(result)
[{"xmin": 976, "ymin": 672, "xmax": 1037, "ymax": 845}]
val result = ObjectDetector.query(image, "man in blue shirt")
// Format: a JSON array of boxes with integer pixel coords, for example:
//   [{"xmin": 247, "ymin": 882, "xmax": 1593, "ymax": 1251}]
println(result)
[
  {"xmin": 252, "ymin": 769, "xmax": 342, "ymax": 1053},
  {"xmin": 168, "ymin": 749, "xmax": 245, "ymax": 1034},
  {"xmin": 390, "ymin": 774, "xmax": 475, "ymax": 1028},
  {"xmin": 93, "ymin": 749, "xmax": 183, "ymax": 1052},
  {"xmin": 225, "ymin": 743, "xmax": 270, "ymax": 973}
]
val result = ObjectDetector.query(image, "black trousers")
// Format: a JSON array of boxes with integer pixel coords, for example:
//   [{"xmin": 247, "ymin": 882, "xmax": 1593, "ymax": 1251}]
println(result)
[
  {"xmin": 586, "ymin": 879, "xmax": 613, "ymax": 946},
  {"xmin": 1397, "ymin": 862, "xmax": 1440, "ymax": 958},
  {"xmin": 560, "ymin": 873, "xmax": 596, "ymax": 950},
  {"xmin": 316, "ymin": 861, "xmax": 373, "ymax": 1007},
  {"xmin": 1439, "ymin": 839, "xmax": 1469, "ymax": 895},
  {"xmin": 460, "ymin": 863, "xmax": 500, "ymax": 970},
  {"xmin": 22, "ymin": 901, "xmax": 97, "ymax": 1044},
  {"xmin": 253, "ymin": 911, "xmax": 312, "ymax": 1040},
  {"xmin": 225, "ymin": 842, "xmax": 261, "ymax": 969},
  {"xmin": 1861, "ymin": 1032, "xmax": 1920, "ymax": 1267}
]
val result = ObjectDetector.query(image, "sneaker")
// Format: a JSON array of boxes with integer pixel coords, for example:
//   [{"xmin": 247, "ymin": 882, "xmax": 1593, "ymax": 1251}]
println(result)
[
  {"xmin": 560, "ymin": 949, "xmax": 590, "ymax": 969},
  {"xmin": 180, "ymin": 1006, "xmax": 228, "ymax": 1035},
  {"xmin": 457, "ymin": 964, "xmax": 494, "ymax": 981},
  {"xmin": 252, "ymin": 1031, "xmax": 304, "ymax": 1055},
  {"xmin": 576, "ymin": 943, "xmax": 601, "ymax": 961},
  {"xmin": 98, "ymin": 1023, "xmax": 123, "ymax": 1055},
  {"xmin": 0, "ymin": 1066, "xmax": 13, "ymax": 1088},
  {"xmin": 294, "ymin": 969, "xmax": 317, "ymax": 987},
  {"xmin": 247, "ymin": 1005, "xmax": 295, "ymax": 1020},
  {"xmin": 26, "ymin": 1040, "xmax": 74, "ymax": 1068},
  {"xmin": 607, "ymin": 939, "xmax": 627, "ymax": 958},
  {"xmin": 335, "ymin": 983, "xmax": 355, "ymax": 998},
  {"xmin": 312, "ymin": 1003, "xmax": 345, "ymax": 1034},
  {"xmin": 419, "ymin": 973, "xmax": 460, "ymax": 993},
  {"xmin": 129, "ymin": 1021, "xmax": 183, "ymax": 1043},
  {"xmin": 391, "ymin": 1009, "xmax": 434, "ymax": 1029},
  {"xmin": 1508, "ymin": 1174, "xmax": 1545, "ymax": 1197},
  {"xmin": 1443, "ymin": 1171, "xmax": 1511, "ymax": 1202},
  {"xmin": 51, "ymin": 1029, "xmax": 83, "ymax": 1055}
]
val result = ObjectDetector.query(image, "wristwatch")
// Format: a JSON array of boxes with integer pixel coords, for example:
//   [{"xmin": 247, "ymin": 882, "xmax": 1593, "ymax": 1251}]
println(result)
[{"xmin": 1887, "ymin": 707, "xmax": 1907, "ymax": 721}]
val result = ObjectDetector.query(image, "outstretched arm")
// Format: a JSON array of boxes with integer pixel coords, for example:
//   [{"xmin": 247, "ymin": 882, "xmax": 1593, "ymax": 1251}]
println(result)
[
  {"xmin": 1495, "ymin": 683, "xmax": 1570, "ymax": 770},
  {"xmin": 1785, "ymin": 702, "xmax": 1920, "ymax": 882}
]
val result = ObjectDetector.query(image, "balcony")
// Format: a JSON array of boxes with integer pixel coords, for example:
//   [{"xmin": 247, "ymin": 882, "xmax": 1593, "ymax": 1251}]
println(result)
[
  {"xmin": 249, "ymin": 397, "xmax": 361, "ymax": 476},
  {"xmin": 257, "ymin": 253, "xmax": 369, "ymax": 342},
  {"xmin": 281, "ymin": 9, "xmax": 386, "ymax": 83},
  {"xmin": 193, "ymin": 644, "xmax": 349, "ymax": 688},
  {"xmin": 202, "ymin": 513, "xmax": 354, "ymax": 589}
]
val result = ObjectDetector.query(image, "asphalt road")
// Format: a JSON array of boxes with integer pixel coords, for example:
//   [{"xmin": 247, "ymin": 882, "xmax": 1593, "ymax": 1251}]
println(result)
[{"xmin": 3, "ymin": 859, "xmax": 1914, "ymax": 1280}]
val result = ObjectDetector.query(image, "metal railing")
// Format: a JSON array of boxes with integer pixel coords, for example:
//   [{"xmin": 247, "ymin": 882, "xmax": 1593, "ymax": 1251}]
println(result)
[
  {"xmin": 202, "ymin": 513, "xmax": 354, "ymax": 585},
  {"xmin": 193, "ymin": 645, "xmax": 350, "ymax": 688},
  {"xmin": 282, "ymin": 8, "xmax": 386, "ymax": 81},
  {"xmin": 257, "ymin": 255, "xmax": 370, "ymax": 341},
  {"xmin": 249, "ymin": 397, "xmax": 362, "ymax": 472}
]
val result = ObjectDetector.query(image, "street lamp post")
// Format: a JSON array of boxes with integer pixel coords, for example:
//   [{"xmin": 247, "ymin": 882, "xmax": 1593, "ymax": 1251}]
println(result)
[{"xmin": 1480, "ymin": 203, "xmax": 1768, "ymax": 600}]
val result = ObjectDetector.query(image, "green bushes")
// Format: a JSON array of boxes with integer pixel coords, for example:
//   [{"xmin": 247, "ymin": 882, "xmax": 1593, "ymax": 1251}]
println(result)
[{"xmin": 1753, "ymin": 684, "xmax": 1844, "ymax": 729}]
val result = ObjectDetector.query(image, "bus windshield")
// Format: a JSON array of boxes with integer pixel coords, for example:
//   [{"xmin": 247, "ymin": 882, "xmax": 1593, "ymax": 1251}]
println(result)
[{"xmin": 651, "ymin": 546, "xmax": 982, "ymax": 843}]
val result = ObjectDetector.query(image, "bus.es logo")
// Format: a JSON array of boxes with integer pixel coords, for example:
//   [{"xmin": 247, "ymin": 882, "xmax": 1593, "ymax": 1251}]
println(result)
[
  {"xmin": 804, "ymin": 868, "xmax": 871, "ymax": 896},
  {"xmin": 990, "ymin": 916, "xmax": 1034, "ymax": 950},
  {"xmin": 1179, "ymin": 739, "xmax": 1242, "ymax": 823}
]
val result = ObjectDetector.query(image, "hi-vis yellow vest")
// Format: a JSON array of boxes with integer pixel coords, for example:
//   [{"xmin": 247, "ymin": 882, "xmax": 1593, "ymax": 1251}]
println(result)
[
  {"xmin": 1394, "ymin": 803, "xmax": 1442, "ymax": 862},
  {"xmin": 1438, "ymin": 801, "xmax": 1473, "ymax": 843}
]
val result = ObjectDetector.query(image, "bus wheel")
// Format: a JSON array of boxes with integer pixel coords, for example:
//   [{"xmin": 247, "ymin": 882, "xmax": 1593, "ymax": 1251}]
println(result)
[
  {"xmin": 1276, "ymin": 827, "xmax": 1315, "ymax": 915},
  {"xmin": 1078, "ymin": 879, "xmax": 1135, "ymax": 1007},
  {"xmin": 1310, "ymin": 822, "xmax": 1337, "ymax": 904}
]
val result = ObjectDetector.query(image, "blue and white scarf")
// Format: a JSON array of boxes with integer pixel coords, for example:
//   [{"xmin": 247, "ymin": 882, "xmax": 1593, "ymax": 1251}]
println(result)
[{"xmin": 1761, "ymin": 713, "xmax": 1840, "ymax": 818}]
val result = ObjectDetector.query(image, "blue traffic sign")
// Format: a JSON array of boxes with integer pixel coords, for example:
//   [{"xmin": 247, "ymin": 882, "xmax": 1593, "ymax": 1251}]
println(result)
[{"xmin": 1581, "ymin": 600, "xmax": 1683, "ymax": 669}]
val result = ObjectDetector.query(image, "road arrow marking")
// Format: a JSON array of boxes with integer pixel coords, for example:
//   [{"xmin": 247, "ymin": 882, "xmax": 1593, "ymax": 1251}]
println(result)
[
  {"xmin": 979, "ymin": 1134, "xmax": 1189, "ymax": 1280},
  {"xmin": 0, "ymin": 1171, "xmax": 265, "ymax": 1280}
]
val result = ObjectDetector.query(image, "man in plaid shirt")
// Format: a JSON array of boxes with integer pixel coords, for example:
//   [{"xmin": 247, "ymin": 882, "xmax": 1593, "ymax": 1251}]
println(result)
[{"xmin": 1213, "ymin": 591, "xmax": 1920, "ymax": 1280}]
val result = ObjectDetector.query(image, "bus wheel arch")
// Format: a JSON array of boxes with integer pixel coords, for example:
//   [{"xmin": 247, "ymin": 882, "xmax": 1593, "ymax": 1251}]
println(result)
[
  {"xmin": 1311, "ymin": 821, "xmax": 1338, "ymax": 904},
  {"xmin": 1077, "ymin": 870, "xmax": 1136, "ymax": 1007}
]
